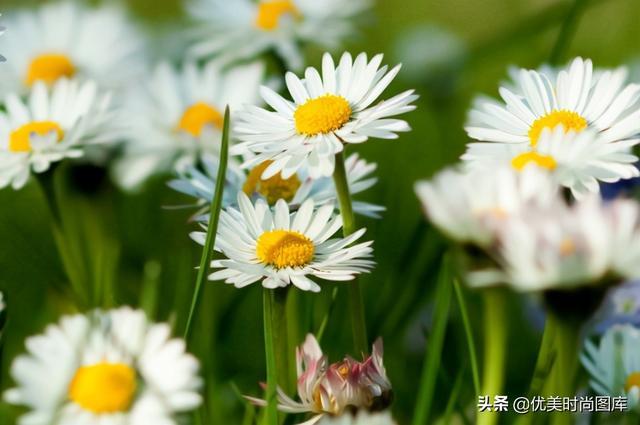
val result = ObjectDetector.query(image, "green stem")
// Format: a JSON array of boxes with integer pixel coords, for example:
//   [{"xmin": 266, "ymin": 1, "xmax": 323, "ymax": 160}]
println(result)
[
  {"xmin": 549, "ymin": 0, "xmax": 590, "ymax": 65},
  {"xmin": 477, "ymin": 289, "xmax": 507, "ymax": 425},
  {"xmin": 528, "ymin": 317, "xmax": 558, "ymax": 398},
  {"xmin": 332, "ymin": 150, "xmax": 368, "ymax": 355},
  {"xmin": 184, "ymin": 106, "xmax": 230, "ymax": 341},
  {"xmin": 548, "ymin": 315, "xmax": 581, "ymax": 425},
  {"xmin": 454, "ymin": 279, "xmax": 480, "ymax": 398},
  {"xmin": 411, "ymin": 254, "xmax": 453, "ymax": 425},
  {"xmin": 263, "ymin": 289, "xmax": 279, "ymax": 425},
  {"xmin": 273, "ymin": 288, "xmax": 292, "ymax": 395},
  {"xmin": 316, "ymin": 286, "xmax": 338, "ymax": 343}
]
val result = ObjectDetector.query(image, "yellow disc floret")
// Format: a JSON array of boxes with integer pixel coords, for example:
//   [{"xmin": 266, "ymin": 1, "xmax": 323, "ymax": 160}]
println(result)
[
  {"xmin": 68, "ymin": 362, "xmax": 137, "ymax": 414},
  {"xmin": 528, "ymin": 110, "xmax": 587, "ymax": 146},
  {"xmin": 294, "ymin": 95, "xmax": 352, "ymax": 136},
  {"xmin": 255, "ymin": 0, "xmax": 300, "ymax": 31},
  {"xmin": 256, "ymin": 230, "xmax": 315, "ymax": 269},
  {"xmin": 177, "ymin": 102, "xmax": 224, "ymax": 137},
  {"xmin": 9, "ymin": 121, "xmax": 64, "ymax": 152},
  {"xmin": 243, "ymin": 161, "xmax": 302, "ymax": 205},
  {"xmin": 26, "ymin": 53, "xmax": 76, "ymax": 86},
  {"xmin": 625, "ymin": 372, "xmax": 640, "ymax": 392},
  {"xmin": 511, "ymin": 151, "xmax": 557, "ymax": 171}
]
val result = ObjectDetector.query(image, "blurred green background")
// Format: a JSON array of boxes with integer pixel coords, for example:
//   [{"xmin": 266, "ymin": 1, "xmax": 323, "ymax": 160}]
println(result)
[{"xmin": 0, "ymin": 0, "xmax": 639, "ymax": 423}]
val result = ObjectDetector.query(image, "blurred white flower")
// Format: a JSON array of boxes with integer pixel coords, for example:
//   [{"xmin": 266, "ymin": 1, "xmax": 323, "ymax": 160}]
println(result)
[
  {"xmin": 4, "ymin": 307, "xmax": 202, "ymax": 425},
  {"xmin": 0, "ymin": 2, "xmax": 146, "ymax": 95},
  {"xmin": 233, "ymin": 52, "xmax": 417, "ymax": 179},
  {"xmin": 494, "ymin": 197, "xmax": 640, "ymax": 291},
  {"xmin": 318, "ymin": 411, "xmax": 396, "ymax": 425},
  {"xmin": 114, "ymin": 60, "xmax": 264, "ymax": 190},
  {"xmin": 192, "ymin": 193, "xmax": 374, "ymax": 292},
  {"xmin": 466, "ymin": 57, "xmax": 640, "ymax": 148},
  {"xmin": 0, "ymin": 78, "xmax": 120, "ymax": 190},
  {"xmin": 170, "ymin": 152, "xmax": 384, "ymax": 218},
  {"xmin": 415, "ymin": 166, "xmax": 559, "ymax": 248},
  {"xmin": 248, "ymin": 334, "xmax": 392, "ymax": 424},
  {"xmin": 463, "ymin": 126, "xmax": 639, "ymax": 199},
  {"xmin": 186, "ymin": 0, "xmax": 371, "ymax": 70},
  {"xmin": 582, "ymin": 324, "xmax": 640, "ymax": 409}
]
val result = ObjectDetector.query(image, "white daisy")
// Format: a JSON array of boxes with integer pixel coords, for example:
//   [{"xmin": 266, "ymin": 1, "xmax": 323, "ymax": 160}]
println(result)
[
  {"xmin": 582, "ymin": 324, "xmax": 640, "ymax": 409},
  {"xmin": 0, "ymin": 78, "xmax": 120, "ymax": 190},
  {"xmin": 233, "ymin": 52, "xmax": 418, "ymax": 179},
  {"xmin": 192, "ymin": 193, "xmax": 374, "ymax": 292},
  {"xmin": 247, "ymin": 334, "xmax": 392, "ymax": 425},
  {"xmin": 0, "ymin": 1, "xmax": 146, "ymax": 95},
  {"xmin": 493, "ymin": 197, "xmax": 640, "ymax": 291},
  {"xmin": 114, "ymin": 60, "xmax": 264, "ymax": 190},
  {"xmin": 169, "ymin": 152, "xmax": 384, "ymax": 218},
  {"xmin": 186, "ymin": 0, "xmax": 371, "ymax": 70},
  {"xmin": 4, "ymin": 307, "xmax": 202, "ymax": 425},
  {"xmin": 466, "ymin": 57, "xmax": 640, "ymax": 147},
  {"xmin": 414, "ymin": 166, "xmax": 559, "ymax": 248},
  {"xmin": 462, "ymin": 126, "xmax": 640, "ymax": 199}
]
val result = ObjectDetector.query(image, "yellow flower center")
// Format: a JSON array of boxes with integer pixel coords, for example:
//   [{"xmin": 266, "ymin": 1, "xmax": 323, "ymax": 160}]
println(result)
[
  {"xmin": 625, "ymin": 372, "xmax": 640, "ymax": 392},
  {"xmin": 255, "ymin": 0, "xmax": 300, "ymax": 31},
  {"xmin": 9, "ymin": 121, "xmax": 64, "ymax": 152},
  {"xmin": 68, "ymin": 362, "xmax": 137, "ymax": 414},
  {"xmin": 294, "ymin": 95, "xmax": 352, "ymax": 136},
  {"xmin": 177, "ymin": 102, "xmax": 224, "ymax": 137},
  {"xmin": 256, "ymin": 230, "xmax": 315, "ymax": 269},
  {"xmin": 528, "ymin": 110, "xmax": 587, "ymax": 146},
  {"xmin": 243, "ymin": 161, "xmax": 302, "ymax": 205},
  {"xmin": 26, "ymin": 53, "xmax": 76, "ymax": 86},
  {"xmin": 559, "ymin": 238, "xmax": 576, "ymax": 257},
  {"xmin": 511, "ymin": 152, "xmax": 557, "ymax": 171}
]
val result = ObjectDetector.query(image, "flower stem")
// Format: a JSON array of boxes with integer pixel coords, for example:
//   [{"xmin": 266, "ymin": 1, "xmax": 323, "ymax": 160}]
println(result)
[
  {"xmin": 549, "ymin": 0, "xmax": 590, "ymax": 64},
  {"xmin": 548, "ymin": 315, "xmax": 581, "ymax": 425},
  {"xmin": 183, "ymin": 106, "xmax": 230, "ymax": 342},
  {"xmin": 477, "ymin": 289, "xmax": 507, "ymax": 425},
  {"xmin": 527, "ymin": 316, "xmax": 558, "ymax": 398},
  {"xmin": 263, "ymin": 289, "xmax": 279, "ymax": 425},
  {"xmin": 454, "ymin": 279, "xmax": 480, "ymax": 398},
  {"xmin": 332, "ymin": 150, "xmax": 368, "ymax": 355},
  {"xmin": 273, "ymin": 288, "xmax": 292, "ymax": 394}
]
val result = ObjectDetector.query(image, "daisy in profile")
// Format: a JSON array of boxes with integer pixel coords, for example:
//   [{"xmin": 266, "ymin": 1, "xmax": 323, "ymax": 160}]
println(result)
[
  {"xmin": 493, "ymin": 197, "xmax": 640, "ymax": 292},
  {"xmin": 462, "ymin": 127, "xmax": 640, "ymax": 199},
  {"xmin": 192, "ymin": 193, "xmax": 374, "ymax": 292},
  {"xmin": 170, "ymin": 152, "xmax": 384, "ymax": 218},
  {"xmin": 466, "ymin": 57, "xmax": 640, "ymax": 147},
  {"xmin": 233, "ymin": 52, "xmax": 417, "ymax": 179},
  {"xmin": 582, "ymin": 324, "xmax": 640, "ymax": 409},
  {"xmin": 114, "ymin": 60, "xmax": 264, "ymax": 190},
  {"xmin": 186, "ymin": 0, "xmax": 371, "ymax": 70},
  {"xmin": 4, "ymin": 307, "xmax": 202, "ymax": 425},
  {"xmin": 415, "ymin": 166, "xmax": 559, "ymax": 248},
  {"xmin": 0, "ymin": 79, "xmax": 120, "ymax": 190},
  {"xmin": 247, "ymin": 334, "xmax": 392, "ymax": 424},
  {"xmin": 0, "ymin": 2, "xmax": 146, "ymax": 95}
]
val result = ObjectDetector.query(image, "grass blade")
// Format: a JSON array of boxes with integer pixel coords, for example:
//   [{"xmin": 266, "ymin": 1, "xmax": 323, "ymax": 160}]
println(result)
[{"xmin": 454, "ymin": 278, "xmax": 480, "ymax": 398}]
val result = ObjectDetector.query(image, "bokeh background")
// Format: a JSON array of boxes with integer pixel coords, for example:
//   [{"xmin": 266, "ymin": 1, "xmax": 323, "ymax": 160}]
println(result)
[{"xmin": 1, "ymin": 0, "xmax": 639, "ymax": 423}]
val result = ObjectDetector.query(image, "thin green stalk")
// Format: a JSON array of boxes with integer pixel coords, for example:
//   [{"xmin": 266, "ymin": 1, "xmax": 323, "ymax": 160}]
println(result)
[
  {"xmin": 411, "ymin": 254, "xmax": 452, "ymax": 425},
  {"xmin": 548, "ymin": 315, "xmax": 581, "ymax": 425},
  {"xmin": 549, "ymin": 0, "xmax": 590, "ymax": 65},
  {"xmin": 477, "ymin": 289, "xmax": 507, "ymax": 425},
  {"xmin": 183, "ymin": 106, "xmax": 230, "ymax": 341},
  {"xmin": 332, "ymin": 150, "xmax": 367, "ymax": 355},
  {"xmin": 316, "ymin": 286, "xmax": 338, "ymax": 342},
  {"xmin": 263, "ymin": 289, "xmax": 279, "ymax": 425},
  {"xmin": 443, "ymin": 365, "xmax": 467, "ymax": 424},
  {"xmin": 454, "ymin": 278, "xmax": 480, "ymax": 398},
  {"xmin": 273, "ymin": 288, "xmax": 292, "ymax": 395},
  {"xmin": 528, "ymin": 316, "xmax": 558, "ymax": 397}
]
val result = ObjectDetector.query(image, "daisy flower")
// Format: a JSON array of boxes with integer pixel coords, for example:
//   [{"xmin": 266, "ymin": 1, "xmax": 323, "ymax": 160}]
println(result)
[
  {"xmin": 415, "ymin": 166, "xmax": 559, "ymax": 248},
  {"xmin": 462, "ymin": 126, "xmax": 640, "ymax": 199},
  {"xmin": 187, "ymin": 0, "xmax": 371, "ymax": 70},
  {"xmin": 582, "ymin": 324, "xmax": 640, "ymax": 409},
  {"xmin": 466, "ymin": 57, "xmax": 640, "ymax": 148},
  {"xmin": 233, "ymin": 52, "xmax": 418, "ymax": 179},
  {"xmin": 114, "ymin": 60, "xmax": 264, "ymax": 190},
  {"xmin": 0, "ymin": 1, "xmax": 146, "ymax": 95},
  {"xmin": 493, "ymin": 197, "xmax": 640, "ymax": 292},
  {"xmin": 169, "ymin": 152, "xmax": 384, "ymax": 218},
  {"xmin": 0, "ymin": 78, "xmax": 120, "ymax": 190},
  {"xmin": 192, "ymin": 193, "xmax": 374, "ymax": 292},
  {"xmin": 4, "ymin": 307, "xmax": 202, "ymax": 425},
  {"xmin": 247, "ymin": 334, "xmax": 392, "ymax": 424}
]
